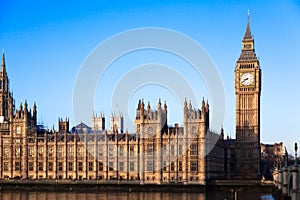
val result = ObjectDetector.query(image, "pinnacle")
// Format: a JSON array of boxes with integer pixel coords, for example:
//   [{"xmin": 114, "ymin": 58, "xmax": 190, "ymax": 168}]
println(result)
[{"xmin": 2, "ymin": 50, "xmax": 5, "ymax": 69}]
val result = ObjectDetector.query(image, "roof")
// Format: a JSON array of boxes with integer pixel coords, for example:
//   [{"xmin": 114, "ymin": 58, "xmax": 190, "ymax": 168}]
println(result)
[
  {"xmin": 243, "ymin": 21, "xmax": 253, "ymax": 41},
  {"xmin": 238, "ymin": 50, "xmax": 258, "ymax": 61},
  {"xmin": 74, "ymin": 122, "xmax": 91, "ymax": 130}
]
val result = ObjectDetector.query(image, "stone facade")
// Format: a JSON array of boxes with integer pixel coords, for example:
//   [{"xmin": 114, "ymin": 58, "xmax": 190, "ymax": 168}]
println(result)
[
  {"xmin": 0, "ymin": 16, "xmax": 271, "ymax": 182},
  {"xmin": 0, "ymin": 53, "xmax": 215, "ymax": 183}
]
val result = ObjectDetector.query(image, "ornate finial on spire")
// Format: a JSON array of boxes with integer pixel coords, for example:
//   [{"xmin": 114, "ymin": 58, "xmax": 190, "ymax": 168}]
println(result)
[
  {"xmin": 164, "ymin": 100, "xmax": 167, "ymax": 111},
  {"xmin": 248, "ymin": 9, "xmax": 250, "ymax": 22}
]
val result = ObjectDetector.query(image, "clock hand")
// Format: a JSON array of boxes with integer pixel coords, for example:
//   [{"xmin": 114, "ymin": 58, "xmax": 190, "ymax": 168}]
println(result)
[{"xmin": 242, "ymin": 78, "xmax": 249, "ymax": 83}]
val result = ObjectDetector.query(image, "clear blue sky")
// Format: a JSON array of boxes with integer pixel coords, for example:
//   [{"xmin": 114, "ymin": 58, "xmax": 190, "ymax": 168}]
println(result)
[{"xmin": 1, "ymin": 0, "xmax": 299, "ymax": 154}]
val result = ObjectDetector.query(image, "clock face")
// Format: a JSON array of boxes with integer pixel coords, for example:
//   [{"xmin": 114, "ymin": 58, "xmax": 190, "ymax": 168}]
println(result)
[{"xmin": 240, "ymin": 72, "xmax": 254, "ymax": 86}]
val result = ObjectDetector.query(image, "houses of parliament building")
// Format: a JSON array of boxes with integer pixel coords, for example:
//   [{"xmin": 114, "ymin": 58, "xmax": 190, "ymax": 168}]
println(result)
[{"xmin": 0, "ymin": 17, "xmax": 264, "ymax": 184}]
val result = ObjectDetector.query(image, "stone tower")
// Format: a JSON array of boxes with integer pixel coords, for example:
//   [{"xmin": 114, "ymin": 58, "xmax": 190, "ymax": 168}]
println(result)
[
  {"xmin": 135, "ymin": 99, "xmax": 168, "ymax": 136},
  {"xmin": 92, "ymin": 112, "xmax": 105, "ymax": 131},
  {"xmin": 134, "ymin": 99, "xmax": 168, "ymax": 183},
  {"xmin": 110, "ymin": 113, "xmax": 124, "ymax": 133},
  {"xmin": 183, "ymin": 98, "xmax": 209, "ymax": 139},
  {"xmin": 0, "ymin": 52, "xmax": 13, "ymax": 123},
  {"xmin": 234, "ymin": 13, "xmax": 262, "ymax": 179},
  {"xmin": 0, "ymin": 52, "xmax": 37, "ymax": 179},
  {"xmin": 58, "ymin": 117, "xmax": 69, "ymax": 132},
  {"xmin": 183, "ymin": 98, "xmax": 209, "ymax": 183}
]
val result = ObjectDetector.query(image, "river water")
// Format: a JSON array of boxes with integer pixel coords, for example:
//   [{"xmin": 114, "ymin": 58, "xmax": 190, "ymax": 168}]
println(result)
[{"xmin": 0, "ymin": 191, "xmax": 274, "ymax": 200}]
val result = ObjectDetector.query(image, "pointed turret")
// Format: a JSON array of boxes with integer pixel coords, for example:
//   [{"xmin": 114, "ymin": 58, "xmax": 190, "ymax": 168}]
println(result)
[
  {"xmin": 201, "ymin": 97, "xmax": 205, "ymax": 110},
  {"xmin": 206, "ymin": 100, "xmax": 209, "ymax": 111},
  {"xmin": 141, "ymin": 99, "xmax": 144, "ymax": 109},
  {"xmin": 164, "ymin": 100, "xmax": 167, "ymax": 111},
  {"xmin": 33, "ymin": 102, "xmax": 37, "ymax": 113},
  {"xmin": 138, "ymin": 99, "xmax": 141, "ymax": 109},
  {"xmin": 24, "ymin": 99, "xmax": 28, "ymax": 117},
  {"xmin": 33, "ymin": 102, "xmax": 37, "ymax": 122},
  {"xmin": 183, "ymin": 98, "xmax": 188, "ymax": 117},
  {"xmin": 1, "ymin": 50, "xmax": 7, "ymax": 92},
  {"xmin": 189, "ymin": 100, "xmax": 192, "ymax": 110},
  {"xmin": 158, "ymin": 98, "xmax": 161, "ymax": 108},
  {"xmin": 2, "ymin": 50, "xmax": 6, "ymax": 74},
  {"xmin": 24, "ymin": 99, "xmax": 28, "ymax": 109}
]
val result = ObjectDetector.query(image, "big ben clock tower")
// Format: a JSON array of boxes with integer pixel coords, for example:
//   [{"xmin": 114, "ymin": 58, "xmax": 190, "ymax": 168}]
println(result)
[{"xmin": 235, "ymin": 13, "xmax": 261, "ymax": 179}]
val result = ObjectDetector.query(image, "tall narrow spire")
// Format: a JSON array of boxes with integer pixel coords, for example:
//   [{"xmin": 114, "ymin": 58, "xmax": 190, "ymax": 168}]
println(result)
[
  {"xmin": 243, "ymin": 10, "xmax": 253, "ymax": 41},
  {"xmin": 2, "ymin": 50, "xmax": 6, "ymax": 73},
  {"xmin": 33, "ymin": 101, "xmax": 37, "ymax": 113}
]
